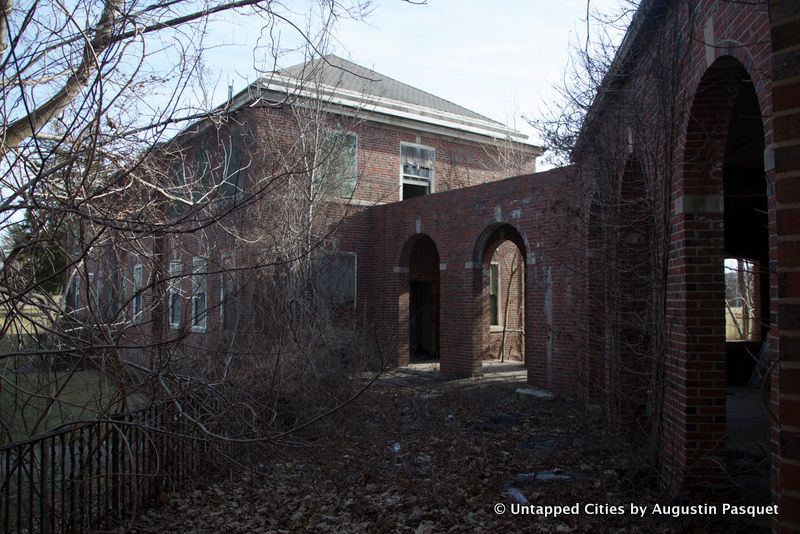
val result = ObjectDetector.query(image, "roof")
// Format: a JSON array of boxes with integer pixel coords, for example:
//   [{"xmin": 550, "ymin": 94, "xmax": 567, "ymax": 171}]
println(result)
[
  {"xmin": 224, "ymin": 55, "xmax": 539, "ymax": 149},
  {"xmin": 278, "ymin": 55, "xmax": 500, "ymax": 125}
]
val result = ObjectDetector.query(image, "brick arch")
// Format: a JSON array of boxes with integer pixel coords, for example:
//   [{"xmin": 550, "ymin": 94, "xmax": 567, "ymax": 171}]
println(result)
[
  {"xmin": 664, "ymin": 55, "xmax": 769, "ymax": 495},
  {"xmin": 398, "ymin": 232, "xmax": 439, "ymax": 266},
  {"xmin": 615, "ymin": 155, "xmax": 652, "ymax": 440},
  {"xmin": 472, "ymin": 223, "xmax": 528, "ymax": 365},
  {"xmin": 472, "ymin": 222, "xmax": 528, "ymax": 265},
  {"xmin": 583, "ymin": 194, "xmax": 607, "ymax": 404}
]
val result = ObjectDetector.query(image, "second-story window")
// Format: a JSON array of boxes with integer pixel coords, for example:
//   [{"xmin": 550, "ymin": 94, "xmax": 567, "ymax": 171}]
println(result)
[
  {"xmin": 319, "ymin": 131, "xmax": 357, "ymax": 198},
  {"xmin": 191, "ymin": 257, "xmax": 207, "ymax": 332},
  {"xmin": 401, "ymin": 143, "xmax": 435, "ymax": 199},
  {"xmin": 132, "ymin": 263, "xmax": 143, "ymax": 321},
  {"xmin": 168, "ymin": 261, "xmax": 183, "ymax": 329}
]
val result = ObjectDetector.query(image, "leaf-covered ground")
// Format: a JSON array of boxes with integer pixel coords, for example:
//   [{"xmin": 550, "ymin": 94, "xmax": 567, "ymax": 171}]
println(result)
[{"xmin": 125, "ymin": 365, "xmax": 770, "ymax": 533}]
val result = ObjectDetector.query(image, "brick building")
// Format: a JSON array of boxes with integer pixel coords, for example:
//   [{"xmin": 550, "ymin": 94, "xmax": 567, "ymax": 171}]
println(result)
[
  {"xmin": 70, "ymin": 55, "xmax": 540, "ymax": 373},
  {"xmin": 72, "ymin": 0, "xmax": 800, "ymax": 526}
]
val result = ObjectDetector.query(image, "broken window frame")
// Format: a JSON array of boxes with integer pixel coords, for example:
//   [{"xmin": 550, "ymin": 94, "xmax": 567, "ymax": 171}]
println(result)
[{"xmin": 400, "ymin": 142, "xmax": 435, "ymax": 199}]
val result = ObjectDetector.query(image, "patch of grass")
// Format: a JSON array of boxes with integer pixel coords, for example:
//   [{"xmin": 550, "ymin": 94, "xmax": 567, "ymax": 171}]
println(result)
[
  {"xmin": 0, "ymin": 299, "xmax": 57, "ymax": 354},
  {"xmin": 0, "ymin": 369, "xmax": 121, "ymax": 443}
]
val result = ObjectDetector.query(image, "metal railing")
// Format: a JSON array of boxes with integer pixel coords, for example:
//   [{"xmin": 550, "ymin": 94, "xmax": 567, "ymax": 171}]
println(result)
[{"xmin": 1, "ymin": 401, "xmax": 201, "ymax": 533}]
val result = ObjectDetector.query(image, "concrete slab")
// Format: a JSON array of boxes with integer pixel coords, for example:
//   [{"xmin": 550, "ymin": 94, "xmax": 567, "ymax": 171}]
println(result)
[{"xmin": 515, "ymin": 387, "xmax": 555, "ymax": 401}]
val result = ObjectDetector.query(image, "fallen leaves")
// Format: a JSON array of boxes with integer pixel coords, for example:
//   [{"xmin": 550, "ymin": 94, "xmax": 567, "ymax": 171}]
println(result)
[{"xmin": 121, "ymin": 372, "xmax": 702, "ymax": 533}]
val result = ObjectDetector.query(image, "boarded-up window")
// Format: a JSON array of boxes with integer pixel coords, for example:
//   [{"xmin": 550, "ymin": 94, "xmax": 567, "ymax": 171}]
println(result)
[
  {"xmin": 320, "ymin": 132, "xmax": 358, "ymax": 198},
  {"xmin": 315, "ymin": 252, "xmax": 356, "ymax": 305}
]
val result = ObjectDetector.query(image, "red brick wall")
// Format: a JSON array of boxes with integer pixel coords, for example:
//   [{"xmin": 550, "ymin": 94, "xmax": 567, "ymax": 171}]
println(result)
[
  {"xmin": 767, "ymin": 0, "xmax": 800, "ymax": 530},
  {"xmin": 349, "ymin": 167, "xmax": 584, "ymax": 391},
  {"xmin": 573, "ymin": 0, "xmax": 799, "ymax": 517}
]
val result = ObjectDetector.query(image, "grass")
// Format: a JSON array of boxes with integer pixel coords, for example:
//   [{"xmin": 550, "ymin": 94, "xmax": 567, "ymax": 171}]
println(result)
[
  {"xmin": 0, "ymin": 298, "xmax": 57, "ymax": 354},
  {"xmin": 0, "ymin": 368, "xmax": 121, "ymax": 444},
  {"xmin": 0, "ymin": 296, "xmax": 123, "ymax": 443}
]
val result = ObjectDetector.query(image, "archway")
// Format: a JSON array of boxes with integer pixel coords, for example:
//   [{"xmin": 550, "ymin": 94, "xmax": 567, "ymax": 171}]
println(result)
[
  {"xmin": 675, "ymin": 56, "xmax": 770, "ymax": 499},
  {"xmin": 721, "ymin": 67, "xmax": 770, "ymax": 504},
  {"xmin": 585, "ymin": 196, "xmax": 607, "ymax": 403},
  {"xmin": 407, "ymin": 235, "xmax": 440, "ymax": 361},
  {"xmin": 475, "ymin": 223, "xmax": 527, "ymax": 369},
  {"xmin": 615, "ymin": 158, "xmax": 653, "ymax": 440}
]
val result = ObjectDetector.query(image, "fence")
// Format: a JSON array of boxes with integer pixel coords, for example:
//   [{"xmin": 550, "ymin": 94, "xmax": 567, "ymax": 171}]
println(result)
[{"xmin": 0, "ymin": 401, "xmax": 203, "ymax": 533}]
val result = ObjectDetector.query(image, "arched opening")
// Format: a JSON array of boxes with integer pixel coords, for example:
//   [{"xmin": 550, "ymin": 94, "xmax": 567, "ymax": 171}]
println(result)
[
  {"xmin": 721, "ymin": 70, "xmax": 770, "ymax": 504},
  {"xmin": 476, "ymin": 223, "xmax": 526, "ymax": 369},
  {"xmin": 585, "ymin": 196, "xmax": 607, "ymax": 403},
  {"xmin": 615, "ymin": 158, "xmax": 653, "ymax": 440},
  {"xmin": 407, "ymin": 235, "xmax": 440, "ymax": 361},
  {"xmin": 677, "ymin": 56, "xmax": 770, "ymax": 500}
]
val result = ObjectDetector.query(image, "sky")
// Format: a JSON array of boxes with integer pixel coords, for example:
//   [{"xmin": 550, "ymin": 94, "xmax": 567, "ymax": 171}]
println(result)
[{"xmin": 199, "ymin": 0, "xmax": 628, "ymax": 151}]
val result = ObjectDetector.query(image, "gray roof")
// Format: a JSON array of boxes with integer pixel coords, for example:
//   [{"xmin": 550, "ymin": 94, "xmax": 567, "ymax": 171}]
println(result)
[{"xmin": 277, "ymin": 55, "xmax": 505, "ymax": 127}]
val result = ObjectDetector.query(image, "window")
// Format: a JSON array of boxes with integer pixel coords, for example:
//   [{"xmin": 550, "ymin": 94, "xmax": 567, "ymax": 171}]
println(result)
[
  {"xmin": 401, "ymin": 143, "xmax": 435, "ymax": 199},
  {"xmin": 66, "ymin": 275, "xmax": 81, "ymax": 312},
  {"xmin": 169, "ymin": 160, "xmax": 185, "ymax": 219},
  {"xmin": 192, "ymin": 149, "xmax": 211, "ymax": 203},
  {"xmin": 191, "ymin": 257, "xmax": 207, "ymax": 332},
  {"xmin": 132, "ymin": 263, "xmax": 143, "ymax": 321},
  {"xmin": 319, "ymin": 132, "xmax": 357, "ymax": 198},
  {"xmin": 489, "ymin": 263, "xmax": 499, "ymax": 327},
  {"xmin": 89, "ymin": 272, "xmax": 104, "ymax": 313},
  {"xmin": 725, "ymin": 258, "xmax": 759, "ymax": 341},
  {"xmin": 219, "ymin": 253, "xmax": 237, "ymax": 330},
  {"xmin": 221, "ymin": 130, "xmax": 243, "ymax": 200},
  {"xmin": 314, "ymin": 252, "xmax": 356, "ymax": 306},
  {"xmin": 88, "ymin": 272, "xmax": 95, "ymax": 307},
  {"xmin": 168, "ymin": 261, "xmax": 183, "ymax": 329}
]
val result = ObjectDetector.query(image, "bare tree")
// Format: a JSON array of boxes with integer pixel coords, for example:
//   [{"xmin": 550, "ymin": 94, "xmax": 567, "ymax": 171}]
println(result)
[
  {"xmin": 528, "ymin": 0, "xmax": 678, "ymax": 461},
  {"xmin": 0, "ymin": 0, "xmax": 380, "ymax": 446}
]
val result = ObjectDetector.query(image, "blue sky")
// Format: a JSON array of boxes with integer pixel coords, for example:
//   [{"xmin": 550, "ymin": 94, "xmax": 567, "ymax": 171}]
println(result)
[{"xmin": 199, "ymin": 0, "xmax": 627, "ymax": 146}]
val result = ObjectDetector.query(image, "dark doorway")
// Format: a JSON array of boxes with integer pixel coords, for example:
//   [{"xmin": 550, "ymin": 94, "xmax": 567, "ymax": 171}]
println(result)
[
  {"xmin": 408, "ymin": 235, "xmax": 440, "ymax": 361},
  {"xmin": 410, "ymin": 280, "xmax": 439, "ymax": 359}
]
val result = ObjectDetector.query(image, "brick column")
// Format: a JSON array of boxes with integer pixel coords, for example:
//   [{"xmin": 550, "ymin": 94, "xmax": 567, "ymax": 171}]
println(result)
[
  {"xmin": 439, "ymin": 262, "xmax": 481, "ymax": 377},
  {"xmin": 664, "ymin": 195, "xmax": 727, "ymax": 495},
  {"xmin": 768, "ymin": 1, "xmax": 800, "ymax": 530}
]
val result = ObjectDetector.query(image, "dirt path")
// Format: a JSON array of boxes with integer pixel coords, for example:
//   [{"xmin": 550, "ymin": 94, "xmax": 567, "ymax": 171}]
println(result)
[{"xmin": 126, "ymin": 366, "xmax": 766, "ymax": 533}]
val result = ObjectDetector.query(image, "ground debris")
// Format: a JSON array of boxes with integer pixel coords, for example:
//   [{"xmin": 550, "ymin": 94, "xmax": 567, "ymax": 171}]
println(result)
[{"xmin": 120, "ymin": 377, "xmax": 744, "ymax": 533}]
